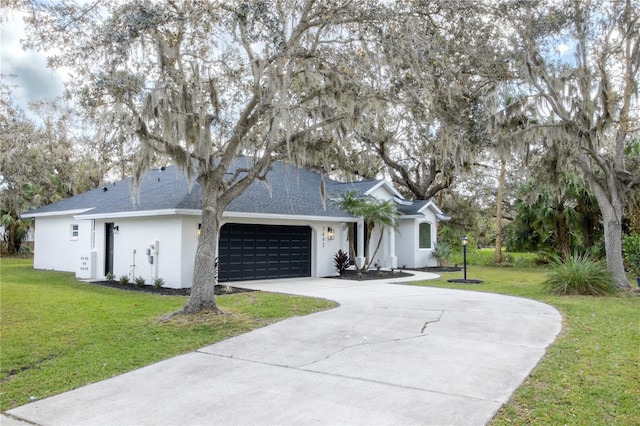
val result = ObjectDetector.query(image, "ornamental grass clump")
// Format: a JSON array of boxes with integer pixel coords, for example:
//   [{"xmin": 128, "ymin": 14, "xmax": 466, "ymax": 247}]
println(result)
[{"xmin": 543, "ymin": 254, "xmax": 619, "ymax": 296}]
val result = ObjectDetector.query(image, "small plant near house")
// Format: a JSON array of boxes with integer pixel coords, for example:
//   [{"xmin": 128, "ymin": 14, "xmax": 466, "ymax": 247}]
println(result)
[
  {"xmin": 333, "ymin": 249, "xmax": 350, "ymax": 275},
  {"xmin": 118, "ymin": 275, "xmax": 129, "ymax": 285},
  {"xmin": 105, "ymin": 272, "xmax": 115, "ymax": 283},
  {"xmin": 431, "ymin": 242, "xmax": 453, "ymax": 267},
  {"xmin": 134, "ymin": 276, "xmax": 146, "ymax": 287},
  {"xmin": 542, "ymin": 253, "xmax": 618, "ymax": 296},
  {"xmin": 153, "ymin": 278, "xmax": 165, "ymax": 289}
]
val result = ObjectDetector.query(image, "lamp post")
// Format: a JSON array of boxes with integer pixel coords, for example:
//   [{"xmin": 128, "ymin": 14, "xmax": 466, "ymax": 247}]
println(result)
[{"xmin": 461, "ymin": 236, "xmax": 469, "ymax": 281}]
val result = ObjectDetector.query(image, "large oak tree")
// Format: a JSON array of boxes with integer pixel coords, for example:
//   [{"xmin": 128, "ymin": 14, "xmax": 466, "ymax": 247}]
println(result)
[
  {"xmin": 503, "ymin": 0, "xmax": 640, "ymax": 287},
  {"xmin": 22, "ymin": 0, "xmax": 393, "ymax": 313}
]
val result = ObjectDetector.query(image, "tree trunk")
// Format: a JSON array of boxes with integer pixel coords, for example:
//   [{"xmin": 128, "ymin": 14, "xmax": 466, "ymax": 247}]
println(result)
[
  {"xmin": 589, "ymin": 178, "xmax": 631, "ymax": 288},
  {"xmin": 555, "ymin": 206, "xmax": 571, "ymax": 259},
  {"xmin": 367, "ymin": 228, "xmax": 386, "ymax": 271},
  {"xmin": 347, "ymin": 223, "xmax": 362, "ymax": 273},
  {"xmin": 494, "ymin": 160, "xmax": 506, "ymax": 264},
  {"xmin": 182, "ymin": 179, "xmax": 223, "ymax": 314}
]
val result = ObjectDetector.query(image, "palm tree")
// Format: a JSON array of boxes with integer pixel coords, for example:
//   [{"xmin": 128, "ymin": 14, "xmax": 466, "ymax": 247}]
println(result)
[
  {"xmin": 333, "ymin": 191, "xmax": 361, "ymax": 269},
  {"xmin": 333, "ymin": 191, "xmax": 400, "ymax": 272}
]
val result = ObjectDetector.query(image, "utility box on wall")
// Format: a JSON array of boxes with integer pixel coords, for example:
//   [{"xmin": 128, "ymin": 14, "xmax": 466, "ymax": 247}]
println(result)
[{"xmin": 76, "ymin": 251, "xmax": 96, "ymax": 279}]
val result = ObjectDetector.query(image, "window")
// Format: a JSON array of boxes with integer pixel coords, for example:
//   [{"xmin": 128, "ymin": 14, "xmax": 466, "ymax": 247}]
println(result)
[
  {"xmin": 419, "ymin": 222, "xmax": 432, "ymax": 249},
  {"xmin": 70, "ymin": 224, "xmax": 79, "ymax": 240}
]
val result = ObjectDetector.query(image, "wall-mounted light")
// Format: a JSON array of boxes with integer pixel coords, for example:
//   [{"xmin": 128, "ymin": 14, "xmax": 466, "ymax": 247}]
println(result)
[
  {"xmin": 197, "ymin": 223, "xmax": 202, "ymax": 237},
  {"xmin": 113, "ymin": 225, "xmax": 119, "ymax": 232},
  {"xmin": 327, "ymin": 227, "xmax": 335, "ymax": 240}
]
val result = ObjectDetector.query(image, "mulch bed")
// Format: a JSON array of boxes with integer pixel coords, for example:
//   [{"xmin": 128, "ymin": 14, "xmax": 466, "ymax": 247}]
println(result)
[
  {"xmin": 331, "ymin": 269, "xmax": 414, "ymax": 281},
  {"xmin": 84, "ymin": 281, "xmax": 253, "ymax": 296},
  {"xmin": 330, "ymin": 266, "xmax": 463, "ymax": 281},
  {"xmin": 87, "ymin": 267, "xmax": 462, "ymax": 291},
  {"xmin": 410, "ymin": 266, "xmax": 462, "ymax": 273}
]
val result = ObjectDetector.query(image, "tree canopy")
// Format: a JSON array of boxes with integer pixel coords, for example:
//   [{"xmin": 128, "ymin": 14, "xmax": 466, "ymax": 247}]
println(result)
[{"xmin": 6, "ymin": 0, "xmax": 638, "ymax": 296}]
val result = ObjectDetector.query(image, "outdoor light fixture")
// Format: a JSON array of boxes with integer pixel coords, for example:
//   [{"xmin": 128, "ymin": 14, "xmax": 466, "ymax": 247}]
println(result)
[
  {"xmin": 447, "ymin": 235, "xmax": 482, "ymax": 284},
  {"xmin": 461, "ymin": 235, "xmax": 469, "ymax": 280},
  {"xmin": 197, "ymin": 223, "xmax": 201, "ymax": 237},
  {"xmin": 113, "ymin": 225, "xmax": 119, "ymax": 232},
  {"xmin": 326, "ymin": 227, "xmax": 335, "ymax": 240}
]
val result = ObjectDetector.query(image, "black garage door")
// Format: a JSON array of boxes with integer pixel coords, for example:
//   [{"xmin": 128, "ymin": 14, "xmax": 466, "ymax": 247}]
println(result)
[{"xmin": 218, "ymin": 223, "xmax": 312, "ymax": 282}]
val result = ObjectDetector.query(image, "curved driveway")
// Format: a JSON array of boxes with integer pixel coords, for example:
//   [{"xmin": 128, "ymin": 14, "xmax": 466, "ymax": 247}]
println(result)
[{"xmin": 6, "ymin": 272, "xmax": 561, "ymax": 426}]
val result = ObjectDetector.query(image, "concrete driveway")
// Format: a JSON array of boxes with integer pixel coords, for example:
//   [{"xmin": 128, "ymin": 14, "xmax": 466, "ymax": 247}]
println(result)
[{"xmin": 4, "ymin": 272, "xmax": 561, "ymax": 425}]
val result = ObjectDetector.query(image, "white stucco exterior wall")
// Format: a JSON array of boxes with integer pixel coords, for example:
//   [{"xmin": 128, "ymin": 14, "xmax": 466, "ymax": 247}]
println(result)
[
  {"xmin": 103, "ymin": 216, "xmax": 184, "ymax": 288},
  {"xmin": 32, "ymin": 215, "xmax": 91, "ymax": 272},
  {"xmin": 180, "ymin": 216, "xmax": 201, "ymax": 288},
  {"xmin": 395, "ymin": 218, "xmax": 437, "ymax": 268}
]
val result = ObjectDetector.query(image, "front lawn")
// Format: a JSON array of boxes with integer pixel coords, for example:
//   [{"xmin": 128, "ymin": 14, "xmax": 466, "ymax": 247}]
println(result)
[
  {"xmin": 0, "ymin": 258, "xmax": 337, "ymax": 411},
  {"xmin": 411, "ymin": 266, "xmax": 640, "ymax": 426}
]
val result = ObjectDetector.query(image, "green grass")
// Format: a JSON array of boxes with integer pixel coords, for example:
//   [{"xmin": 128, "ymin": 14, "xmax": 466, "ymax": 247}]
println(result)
[
  {"xmin": 0, "ymin": 258, "xmax": 337, "ymax": 411},
  {"xmin": 449, "ymin": 248, "xmax": 540, "ymax": 267},
  {"xmin": 410, "ymin": 266, "xmax": 640, "ymax": 425}
]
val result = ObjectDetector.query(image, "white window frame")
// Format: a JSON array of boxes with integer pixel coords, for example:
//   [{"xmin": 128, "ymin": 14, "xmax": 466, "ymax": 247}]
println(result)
[
  {"xmin": 70, "ymin": 224, "xmax": 79, "ymax": 240},
  {"xmin": 418, "ymin": 222, "xmax": 432, "ymax": 249}
]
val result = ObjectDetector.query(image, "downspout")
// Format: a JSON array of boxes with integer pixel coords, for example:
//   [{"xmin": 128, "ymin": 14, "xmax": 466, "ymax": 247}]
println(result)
[
  {"xmin": 130, "ymin": 249, "xmax": 136, "ymax": 281},
  {"xmin": 153, "ymin": 240, "xmax": 159, "ymax": 280}
]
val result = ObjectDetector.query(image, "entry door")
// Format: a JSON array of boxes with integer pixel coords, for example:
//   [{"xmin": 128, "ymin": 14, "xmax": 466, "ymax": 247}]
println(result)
[{"xmin": 105, "ymin": 223, "xmax": 114, "ymax": 276}]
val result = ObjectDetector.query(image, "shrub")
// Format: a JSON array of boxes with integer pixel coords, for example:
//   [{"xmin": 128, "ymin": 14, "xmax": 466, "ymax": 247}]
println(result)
[
  {"xmin": 18, "ymin": 244, "xmax": 33, "ymax": 256},
  {"xmin": 134, "ymin": 276, "xmax": 146, "ymax": 287},
  {"xmin": 622, "ymin": 233, "xmax": 640, "ymax": 276},
  {"xmin": 153, "ymin": 278, "xmax": 165, "ymax": 289},
  {"xmin": 334, "ymin": 249, "xmax": 350, "ymax": 274},
  {"xmin": 431, "ymin": 242, "xmax": 453, "ymax": 267},
  {"xmin": 119, "ymin": 275, "xmax": 129, "ymax": 285},
  {"xmin": 542, "ymin": 254, "xmax": 619, "ymax": 296},
  {"xmin": 105, "ymin": 272, "xmax": 115, "ymax": 283}
]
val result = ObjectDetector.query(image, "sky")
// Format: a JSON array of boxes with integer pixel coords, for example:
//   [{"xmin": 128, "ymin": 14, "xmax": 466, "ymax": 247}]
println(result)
[{"xmin": 0, "ymin": 11, "xmax": 66, "ymax": 113}]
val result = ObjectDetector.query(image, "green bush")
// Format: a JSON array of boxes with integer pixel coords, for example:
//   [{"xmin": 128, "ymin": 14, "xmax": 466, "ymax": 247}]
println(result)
[
  {"xmin": 542, "ymin": 254, "xmax": 619, "ymax": 296},
  {"xmin": 134, "ymin": 276, "xmax": 146, "ymax": 287},
  {"xmin": 119, "ymin": 275, "xmax": 129, "ymax": 285},
  {"xmin": 431, "ymin": 242, "xmax": 453, "ymax": 266},
  {"xmin": 622, "ymin": 233, "xmax": 640, "ymax": 276},
  {"xmin": 105, "ymin": 272, "xmax": 115, "ymax": 283},
  {"xmin": 153, "ymin": 277, "xmax": 165, "ymax": 289}
]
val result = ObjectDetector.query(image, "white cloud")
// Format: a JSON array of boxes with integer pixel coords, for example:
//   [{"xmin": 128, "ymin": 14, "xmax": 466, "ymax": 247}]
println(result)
[{"xmin": 0, "ymin": 12, "xmax": 66, "ymax": 111}]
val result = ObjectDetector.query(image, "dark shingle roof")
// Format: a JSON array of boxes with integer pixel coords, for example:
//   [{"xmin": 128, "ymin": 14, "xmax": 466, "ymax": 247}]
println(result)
[
  {"xmin": 396, "ymin": 200, "xmax": 429, "ymax": 216},
  {"xmin": 23, "ymin": 160, "xmax": 384, "ymax": 219}
]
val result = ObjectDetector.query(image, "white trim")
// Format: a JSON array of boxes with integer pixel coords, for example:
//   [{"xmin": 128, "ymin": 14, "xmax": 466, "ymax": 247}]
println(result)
[
  {"xmin": 70, "ymin": 224, "xmax": 79, "ymax": 240},
  {"xmin": 417, "ymin": 200, "xmax": 445, "ymax": 216},
  {"xmin": 364, "ymin": 180, "xmax": 403, "ymax": 199},
  {"xmin": 76, "ymin": 208, "xmax": 357, "ymax": 223},
  {"xmin": 393, "ymin": 196, "xmax": 412, "ymax": 206},
  {"xmin": 76, "ymin": 209, "xmax": 200, "ymax": 220},
  {"xmin": 222, "ymin": 211, "xmax": 356, "ymax": 223},
  {"xmin": 399, "ymin": 214, "xmax": 424, "ymax": 219},
  {"xmin": 418, "ymin": 221, "xmax": 433, "ymax": 249},
  {"xmin": 22, "ymin": 208, "xmax": 93, "ymax": 218}
]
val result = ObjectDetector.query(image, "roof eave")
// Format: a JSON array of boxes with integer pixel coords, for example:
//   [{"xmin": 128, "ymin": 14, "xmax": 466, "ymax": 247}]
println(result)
[
  {"xmin": 76, "ymin": 209, "xmax": 201, "ymax": 220},
  {"xmin": 22, "ymin": 208, "xmax": 95, "ymax": 219}
]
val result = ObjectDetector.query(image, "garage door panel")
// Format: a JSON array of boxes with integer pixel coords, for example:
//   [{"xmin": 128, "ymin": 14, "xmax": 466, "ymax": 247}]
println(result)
[{"xmin": 218, "ymin": 223, "xmax": 311, "ymax": 282}]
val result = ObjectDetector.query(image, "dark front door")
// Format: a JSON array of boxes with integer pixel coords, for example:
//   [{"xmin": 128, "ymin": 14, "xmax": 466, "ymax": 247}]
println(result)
[
  {"xmin": 105, "ymin": 223, "xmax": 114, "ymax": 276},
  {"xmin": 218, "ymin": 223, "xmax": 312, "ymax": 282}
]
